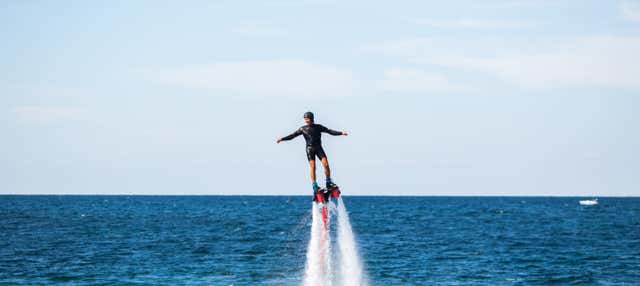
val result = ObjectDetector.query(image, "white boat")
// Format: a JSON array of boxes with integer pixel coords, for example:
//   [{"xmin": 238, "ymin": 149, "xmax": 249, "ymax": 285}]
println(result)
[{"xmin": 579, "ymin": 198, "xmax": 598, "ymax": 205}]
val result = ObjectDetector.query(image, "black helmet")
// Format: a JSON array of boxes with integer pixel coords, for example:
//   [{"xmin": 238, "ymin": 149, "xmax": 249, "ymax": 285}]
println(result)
[{"xmin": 303, "ymin": 111, "xmax": 314, "ymax": 120}]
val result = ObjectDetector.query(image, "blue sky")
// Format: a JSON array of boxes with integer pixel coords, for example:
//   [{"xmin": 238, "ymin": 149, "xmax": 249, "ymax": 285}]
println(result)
[{"xmin": 2, "ymin": 0, "xmax": 639, "ymax": 195}]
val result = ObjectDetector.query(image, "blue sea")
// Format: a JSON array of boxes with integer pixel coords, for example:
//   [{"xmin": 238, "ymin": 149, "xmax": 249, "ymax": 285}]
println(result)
[{"xmin": 1, "ymin": 196, "xmax": 638, "ymax": 285}]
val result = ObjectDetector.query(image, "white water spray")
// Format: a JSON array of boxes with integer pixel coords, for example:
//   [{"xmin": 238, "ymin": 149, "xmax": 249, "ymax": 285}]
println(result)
[
  {"xmin": 303, "ymin": 203, "xmax": 332, "ymax": 286},
  {"xmin": 303, "ymin": 198, "xmax": 367, "ymax": 286},
  {"xmin": 335, "ymin": 197, "xmax": 366, "ymax": 286}
]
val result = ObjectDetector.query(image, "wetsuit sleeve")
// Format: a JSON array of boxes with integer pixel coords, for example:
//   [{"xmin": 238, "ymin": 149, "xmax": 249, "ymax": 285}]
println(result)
[
  {"xmin": 281, "ymin": 128, "xmax": 302, "ymax": 141},
  {"xmin": 320, "ymin": 125, "xmax": 342, "ymax": 136}
]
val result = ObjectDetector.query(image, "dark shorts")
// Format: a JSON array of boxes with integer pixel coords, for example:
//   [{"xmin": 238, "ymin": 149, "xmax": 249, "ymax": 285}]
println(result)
[{"xmin": 306, "ymin": 145, "xmax": 327, "ymax": 161}]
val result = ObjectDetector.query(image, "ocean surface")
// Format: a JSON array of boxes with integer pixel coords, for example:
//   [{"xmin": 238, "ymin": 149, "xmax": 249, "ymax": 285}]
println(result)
[{"xmin": 1, "ymin": 196, "xmax": 638, "ymax": 285}]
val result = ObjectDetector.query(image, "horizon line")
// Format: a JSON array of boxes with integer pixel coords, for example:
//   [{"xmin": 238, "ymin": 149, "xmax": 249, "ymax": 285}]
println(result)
[{"xmin": 0, "ymin": 194, "xmax": 637, "ymax": 197}]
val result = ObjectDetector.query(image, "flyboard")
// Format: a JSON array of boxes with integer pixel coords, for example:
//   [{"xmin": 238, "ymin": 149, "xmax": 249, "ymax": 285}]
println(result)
[{"xmin": 312, "ymin": 186, "xmax": 341, "ymax": 229}]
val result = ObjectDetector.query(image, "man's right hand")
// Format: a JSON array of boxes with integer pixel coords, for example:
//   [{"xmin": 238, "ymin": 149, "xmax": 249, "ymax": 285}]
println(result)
[{"xmin": 276, "ymin": 138, "xmax": 282, "ymax": 143}]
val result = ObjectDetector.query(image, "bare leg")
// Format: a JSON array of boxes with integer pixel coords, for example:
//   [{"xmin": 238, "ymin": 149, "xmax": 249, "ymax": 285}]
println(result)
[
  {"xmin": 309, "ymin": 159, "xmax": 316, "ymax": 182},
  {"xmin": 320, "ymin": 157, "xmax": 331, "ymax": 180}
]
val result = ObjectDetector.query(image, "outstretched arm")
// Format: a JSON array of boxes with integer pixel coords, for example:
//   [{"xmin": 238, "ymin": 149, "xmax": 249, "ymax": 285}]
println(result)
[
  {"xmin": 276, "ymin": 128, "xmax": 302, "ymax": 143},
  {"xmin": 321, "ymin": 125, "xmax": 348, "ymax": 136}
]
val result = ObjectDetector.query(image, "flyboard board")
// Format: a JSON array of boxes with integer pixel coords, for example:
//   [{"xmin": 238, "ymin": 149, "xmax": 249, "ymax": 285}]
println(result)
[{"xmin": 312, "ymin": 187, "xmax": 341, "ymax": 229}]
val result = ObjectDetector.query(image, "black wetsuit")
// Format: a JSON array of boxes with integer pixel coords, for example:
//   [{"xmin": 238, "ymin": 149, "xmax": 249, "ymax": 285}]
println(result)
[{"xmin": 281, "ymin": 124, "xmax": 342, "ymax": 160}]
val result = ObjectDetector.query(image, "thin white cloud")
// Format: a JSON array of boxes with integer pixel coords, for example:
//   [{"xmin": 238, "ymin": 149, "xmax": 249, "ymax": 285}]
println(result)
[
  {"xmin": 366, "ymin": 36, "xmax": 640, "ymax": 90},
  {"xmin": 360, "ymin": 38, "xmax": 439, "ymax": 56},
  {"xmin": 622, "ymin": 1, "xmax": 640, "ymax": 22},
  {"xmin": 426, "ymin": 36, "xmax": 640, "ymax": 89},
  {"xmin": 230, "ymin": 24, "xmax": 286, "ymax": 37},
  {"xmin": 361, "ymin": 37, "xmax": 529, "ymax": 60},
  {"xmin": 497, "ymin": 0, "xmax": 560, "ymax": 8},
  {"xmin": 264, "ymin": 0, "xmax": 335, "ymax": 7},
  {"xmin": 2, "ymin": 83, "xmax": 89, "ymax": 97},
  {"xmin": 409, "ymin": 18, "xmax": 530, "ymax": 29},
  {"xmin": 142, "ymin": 60, "xmax": 354, "ymax": 96},
  {"xmin": 382, "ymin": 68, "xmax": 465, "ymax": 94},
  {"xmin": 13, "ymin": 106, "xmax": 86, "ymax": 122}
]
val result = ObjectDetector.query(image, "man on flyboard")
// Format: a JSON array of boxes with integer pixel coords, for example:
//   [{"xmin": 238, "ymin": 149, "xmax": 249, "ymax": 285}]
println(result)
[{"xmin": 276, "ymin": 112, "xmax": 348, "ymax": 201}]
